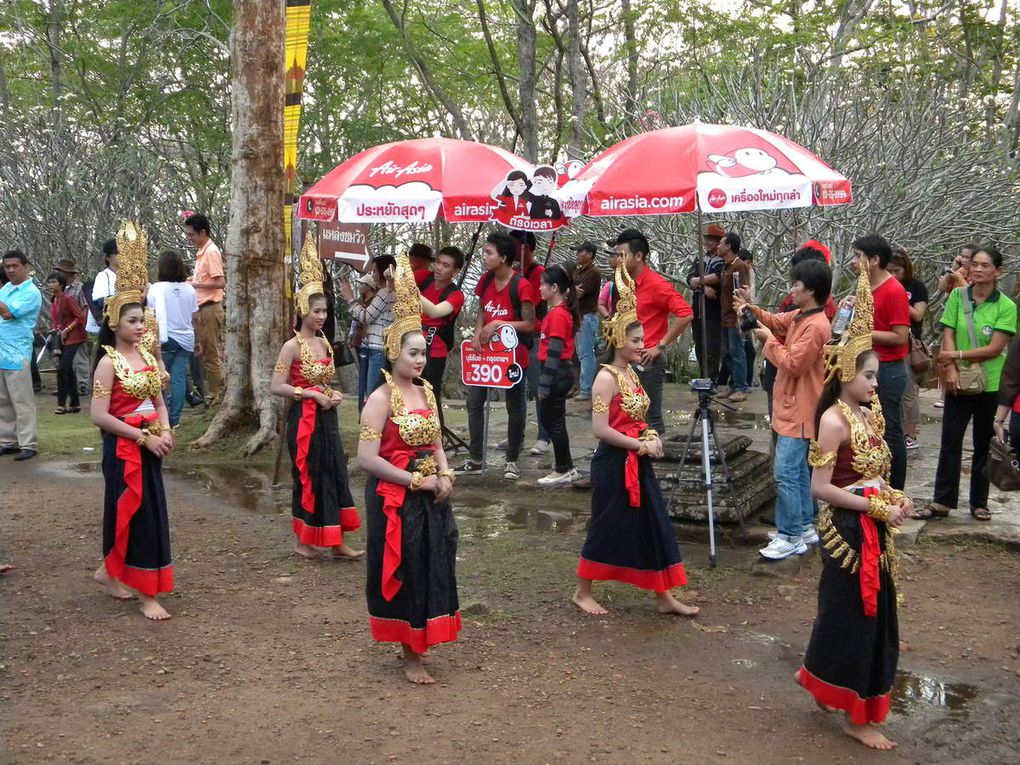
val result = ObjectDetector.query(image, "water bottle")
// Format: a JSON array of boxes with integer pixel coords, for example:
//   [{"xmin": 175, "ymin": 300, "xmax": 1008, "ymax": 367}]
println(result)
[{"xmin": 832, "ymin": 304, "xmax": 854, "ymax": 338}]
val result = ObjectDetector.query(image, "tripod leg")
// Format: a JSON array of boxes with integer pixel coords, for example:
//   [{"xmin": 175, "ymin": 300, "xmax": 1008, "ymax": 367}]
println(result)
[
  {"xmin": 708, "ymin": 415, "xmax": 745, "ymax": 535},
  {"xmin": 667, "ymin": 409, "xmax": 703, "ymax": 515},
  {"xmin": 701, "ymin": 416, "xmax": 718, "ymax": 568}
]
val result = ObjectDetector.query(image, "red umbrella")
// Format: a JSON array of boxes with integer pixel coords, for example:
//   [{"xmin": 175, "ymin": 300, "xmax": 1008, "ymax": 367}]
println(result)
[
  {"xmin": 560, "ymin": 123, "xmax": 852, "ymax": 217},
  {"xmin": 297, "ymin": 137, "xmax": 545, "ymax": 226}
]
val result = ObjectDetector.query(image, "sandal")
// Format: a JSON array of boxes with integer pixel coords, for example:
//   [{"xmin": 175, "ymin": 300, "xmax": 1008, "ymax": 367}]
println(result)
[
  {"xmin": 912, "ymin": 502, "xmax": 950, "ymax": 520},
  {"xmin": 68, "ymin": 407, "xmax": 81, "ymax": 413},
  {"xmin": 970, "ymin": 507, "xmax": 992, "ymax": 522},
  {"xmin": 54, "ymin": 407, "xmax": 68, "ymax": 415}
]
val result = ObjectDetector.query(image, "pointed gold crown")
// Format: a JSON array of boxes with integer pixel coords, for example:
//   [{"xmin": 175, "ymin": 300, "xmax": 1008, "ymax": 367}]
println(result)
[
  {"xmin": 295, "ymin": 230, "xmax": 325, "ymax": 316},
  {"xmin": 822, "ymin": 257, "xmax": 874, "ymax": 384},
  {"xmin": 104, "ymin": 220, "xmax": 149, "ymax": 325},
  {"xmin": 382, "ymin": 250, "xmax": 423, "ymax": 361},
  {"xmin": 602, "ymin": 265, "xmax": 638, "ymax": 348}
]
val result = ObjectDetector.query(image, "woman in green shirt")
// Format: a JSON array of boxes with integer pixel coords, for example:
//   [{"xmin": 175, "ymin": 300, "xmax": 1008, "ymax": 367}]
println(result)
[{"xmin": 919, "ymin": 246, "xmax": 1017, "ymax": 521}]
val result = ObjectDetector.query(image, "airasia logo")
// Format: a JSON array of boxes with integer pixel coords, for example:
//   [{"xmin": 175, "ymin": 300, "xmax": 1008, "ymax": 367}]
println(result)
[
  {"xmin": 367, "ymin": 160, "xmax": 433, "ymax": 179},
  {"xmin": 707, "ymin": 188, "xmax": 727, "ymax": 209}
]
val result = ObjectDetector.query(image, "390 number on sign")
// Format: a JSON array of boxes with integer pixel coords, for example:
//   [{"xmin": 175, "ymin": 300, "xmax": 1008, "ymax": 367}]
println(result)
[{"xmin": 468, "ymin": 363, "xmax": 504, "ymax": 384}]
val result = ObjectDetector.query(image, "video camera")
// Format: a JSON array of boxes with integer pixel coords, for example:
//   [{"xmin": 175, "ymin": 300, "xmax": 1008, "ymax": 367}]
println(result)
[{"xmin": 689, "ymin": 378, "xmax": 717, "ymax": 394}]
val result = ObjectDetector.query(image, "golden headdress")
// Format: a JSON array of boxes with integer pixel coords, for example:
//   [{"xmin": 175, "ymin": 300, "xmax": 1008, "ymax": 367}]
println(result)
[
  {"xmin": 104, "ymin": 220, "xmax": 149, "ymax": 326},
  {"xmin": 602, "ymin": 265, "xmax": 638, "ymax": 348},
  {"xmin": 822, "ymin": 258, "xmax": 874, "ymax": 384},
  {"xmin": 295, "ymin": 231, "xmax": 324, "ymax": 316},
  {"xmin": 382, "ymin": 250, "xmax": 423, "ymax": 361}
]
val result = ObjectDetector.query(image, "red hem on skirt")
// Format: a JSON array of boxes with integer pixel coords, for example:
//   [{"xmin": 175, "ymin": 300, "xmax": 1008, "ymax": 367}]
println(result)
[
  {"xmin": 576, "ymin": 557, "xmax": 687, "ymax": 591},
  {"xmin": 339, "ymin": 506, "xmax": 362, "ymax": 532},
  {"xmin": 795, "ymin": 666, "xmax": 891, "ymax": 725},
  {"xmin": 369, "ymin": 613, "xmax": 462, "ymax": 654},
  {"xmin": 105, "ymin": 557, "xmax": 174, "ymax": 597},
  {"xmin": 292, "ymin": 517, "xmax": 344, "ymax": 547}
]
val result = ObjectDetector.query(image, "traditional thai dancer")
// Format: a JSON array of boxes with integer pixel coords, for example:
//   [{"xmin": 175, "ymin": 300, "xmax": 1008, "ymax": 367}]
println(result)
[
  {"xmin": 573, "ymin": 266, "xmax": 699, "ymax": 617},
  {"xmin": 89, "ymin": 221, "xmax": 174, "ymax": 621},
  {"xmin": 271, "ymin": 234, "xmax": 361, "ymax": 560},
  {"xmin": 358, "ymin": 252, "xmax": 459, "ymax": 684},
  {"xmin": 796, "ymin": 259, "xmax": 912, "ymax": 750}
]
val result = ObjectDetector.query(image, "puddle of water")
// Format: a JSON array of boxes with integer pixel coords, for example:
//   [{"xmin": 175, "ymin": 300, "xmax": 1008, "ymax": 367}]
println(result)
[
  {"xmin": 165, "ymin": 464, "xmax": 290, "ymax": 515},
  {"xmin": 890, "ymin": 670, "xmax": 982, "ymax": 717}
]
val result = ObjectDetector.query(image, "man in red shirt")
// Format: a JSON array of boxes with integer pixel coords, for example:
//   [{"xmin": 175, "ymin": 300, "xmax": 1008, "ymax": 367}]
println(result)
[
  {"xmin": 511, "ymin": 230, "xmax": 551, "ymax": 455},
  {"xmin": 456, "ymin": 232, "xmax": 536, "ymax": 480},
  {"xmin": 617, "ymin": 228, "xmax": 693, "ymax": 432},
  {"xmin": 418, "ymin": 246, "xmax": 465, "ymax": 428},
  {"xmin": 851, "ymin": 234, "xmax": 910, "ymax": 490}
]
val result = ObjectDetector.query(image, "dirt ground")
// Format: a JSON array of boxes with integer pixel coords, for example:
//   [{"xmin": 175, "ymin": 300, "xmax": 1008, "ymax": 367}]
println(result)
[{"xmin": 3, "ymin": 451, "xmax": 1020, "ymax": 765}]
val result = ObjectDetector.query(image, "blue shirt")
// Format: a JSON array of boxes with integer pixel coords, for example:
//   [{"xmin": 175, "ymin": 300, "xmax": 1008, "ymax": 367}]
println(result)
[{"xmin": 0, "ymin": 279, "xmax": 43, "ymax": 370}]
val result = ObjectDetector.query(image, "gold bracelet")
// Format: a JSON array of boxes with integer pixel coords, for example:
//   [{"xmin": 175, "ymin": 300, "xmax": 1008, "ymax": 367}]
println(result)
[
  {"xmin": 637, "ymin": 441, "xmax": 649, "ymax": 457},
  {"xmin": 292, "ymin": 386, "xmax": 304, "ymax": 401},
  {"xmin": 437, "ymin": 469, "xmax": 456, "ymax": 485},
  {"xmin": 409, "ymin": 471, "xmax": 424, "ymax": 491},
  {"xmin": 639, "ymin": 429, "xmax": 659, "ymax": 442},
  {"xmin": 867, "ymin": 495, "xmax": 891, "ymax": 522},
  {"xmin": 144, "ymin": 422, "xmax": 167, "ymax": 437},
  {"xmin": 136, "ymin": 433, "xmax": 150, "ymax": 447}
]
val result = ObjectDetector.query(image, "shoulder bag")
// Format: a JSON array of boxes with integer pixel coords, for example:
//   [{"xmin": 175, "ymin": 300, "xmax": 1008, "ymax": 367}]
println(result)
[
  {"xmin": 955, "ymin": 287, "xmax": 987, "ymax": 395},
  {"xmin": 983, "ymin": 436, "xmax": 1020, "ymax": 491}
]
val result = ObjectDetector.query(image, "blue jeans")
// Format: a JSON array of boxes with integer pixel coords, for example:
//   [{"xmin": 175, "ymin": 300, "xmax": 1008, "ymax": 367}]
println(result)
[
  {"xmin": 161, "ymin": 339, "xmax": 193, "ymax": 426},
  {"xmin": 877, "ymin": 359, "xmax": 907, "ymax": 490},
  {"xmin": 774, "ymin": 435, "xmax": 812, "ymax": 539},
  {"xmin": 576, "ymin": 312, "xmax": 600, "ymax": 394},
  {"xmin": 725, "ymin": 328, "xmax": 748, "ymax": 393},
  {"xmin": 358, "ymin": 346, "xmax": 386, "ymax": 410}
]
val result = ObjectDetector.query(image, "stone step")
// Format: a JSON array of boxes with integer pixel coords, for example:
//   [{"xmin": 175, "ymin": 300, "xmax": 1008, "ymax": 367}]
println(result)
[
  {"xmin": 660, "ymin": 433, "xmax": 754, "ymax": 463},
  {"xmin": 657, "ymin": 449, "xmax": 777, "ymax": 523}
]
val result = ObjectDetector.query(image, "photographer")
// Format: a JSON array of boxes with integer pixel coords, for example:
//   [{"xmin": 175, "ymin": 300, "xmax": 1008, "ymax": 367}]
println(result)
[
  {"xmin": 735, "ymin": 259, "xmax": 833, "ymax": 560},
  {"xmin": 937, "ymin": 243, "xmax": 976, "ymax": 294}
]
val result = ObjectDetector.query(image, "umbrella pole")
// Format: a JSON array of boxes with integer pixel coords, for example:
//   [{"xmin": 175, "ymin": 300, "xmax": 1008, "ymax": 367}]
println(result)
[
  {"xmin": 696, "ymin": 205, "xmax": 708, "ymax": 380},
  {"xmin": 542, "ymin": 233, "xmax": 557, "ymax": 267},
  {"xmin": 457, "ymin": 223, "xmax": 486, "ymax": 290}
]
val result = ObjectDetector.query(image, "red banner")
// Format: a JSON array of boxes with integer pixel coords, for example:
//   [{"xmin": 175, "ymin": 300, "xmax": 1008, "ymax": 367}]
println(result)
[{"xmin": 460, "ymin": 340, "xmax": 523, "ymax": 389}]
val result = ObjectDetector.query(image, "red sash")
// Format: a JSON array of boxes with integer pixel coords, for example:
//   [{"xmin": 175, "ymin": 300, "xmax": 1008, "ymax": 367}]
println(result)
[
  {"xmin": 106, "ymin": 413, "xmax": 158, "ymax": 581},
  {"xmin": 859, "ymin": 487, "xmax": 883, "ymax": 617}
]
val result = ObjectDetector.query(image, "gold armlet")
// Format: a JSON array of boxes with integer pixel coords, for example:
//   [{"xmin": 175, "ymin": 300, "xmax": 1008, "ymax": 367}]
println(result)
[
  {"xmin": 409, "ymin": 471, "xmax": 424, "ymax": 491},
  {"xmin": 808, "ymin": 442, "xmax": 837, "ymax": 469},
  {"xmin": 274, "ymin": 360, "xmax": 289, "ymax": 375},
  {"xmin": 359, "ymin": 424, "xmax": 382, "ymax": 441},
  {"xmin": 592, "ymin": 395, "xmax": 610, "ymax": 414},
  {"xmin": 92, "ymin": 380, "xmax": 112, "ymax": 398},
  {"xmin": 867, "ymin": 496, "xmax": 892, "ymax": 522}
]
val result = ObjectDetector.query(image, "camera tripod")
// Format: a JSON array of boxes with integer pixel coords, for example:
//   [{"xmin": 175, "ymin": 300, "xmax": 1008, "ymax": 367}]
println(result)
[{"xmin": 667, "ymin": 385, "xmax": 744, "ymax": 568}]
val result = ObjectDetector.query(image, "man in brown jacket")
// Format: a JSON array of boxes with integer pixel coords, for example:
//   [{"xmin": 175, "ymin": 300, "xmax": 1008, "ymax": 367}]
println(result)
[{"xmin": 735, "ymin": 258, "xmax": 833, "ymax": 560}]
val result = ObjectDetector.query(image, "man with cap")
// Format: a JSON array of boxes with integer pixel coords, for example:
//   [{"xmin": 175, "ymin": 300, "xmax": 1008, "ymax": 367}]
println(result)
[
  {"xmin": 571, "ymin": 240, "xmax": 602, "ymax": 400},
  {"xmin": 617, "ymin": 228, "xmax": 693, "ymax": 433},
  {"xmin": 685, "ymin": 223, "xmax": 725, "ymax": 381},
  {"xmin": 53, "ymin": 258, "xmax": 90, "ymax": 393}
]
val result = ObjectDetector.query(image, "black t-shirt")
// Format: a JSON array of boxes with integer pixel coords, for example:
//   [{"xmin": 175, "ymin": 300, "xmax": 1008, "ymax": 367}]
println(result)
[
  {"xmin": 686, "ymin": 253, "xmax": 724, "ymax": 320},
  {"xmin": 902, "ymin": 277, "xmax": 929, "ymax": 338}
]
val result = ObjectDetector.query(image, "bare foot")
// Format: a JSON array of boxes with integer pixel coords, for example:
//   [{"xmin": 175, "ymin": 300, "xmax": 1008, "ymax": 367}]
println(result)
[
  {"xmin": 402, "ymin": 647, "xmax": 435, "ymax": 685},
  {"xmin": 899, "ymin": 639, "xmax": 913, "ymax": 653},
  {"xmin": 843, "ymin": 722, "xmax": 897, "ymax": 750},
  {"xmin": 0, "ymin": 563, "xmax": 13, "ymax": 575},
  {"xmin": 331, "ymin": 543, "xmax": 365, "ymax": 560},
  {"xmin": 572, "ymin": 589, "xmax": 609, "ymax": 615},
  {"xmin": 93, "ymin": 565, "xmax": 134, "ymax": 600},
  {"xmin": 655, "ymin": 590, "xmax": 700, "ymax": 617},
  {"xmin": 293, "ymin": 542, "xmax": 321, "ymax": 559},
  {"xmin": 139, "ymin": 596, "xmax": 171, "ymax": 621}
]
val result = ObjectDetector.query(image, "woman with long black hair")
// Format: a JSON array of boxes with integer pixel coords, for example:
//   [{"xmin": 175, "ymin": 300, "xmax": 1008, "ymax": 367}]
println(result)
[
  {"xmin": 797, "ymin": 260, "xmax": 912, "ymax": 750},
  {"xmin": 90, "ymin": 221, "xmax": 174, "ymax": 621},
  {"xmin": 270, "ymin": 235, "xmax": 361, "ymax": 560},
  {"xmin": 536, "ymin": 264, "xmax": 580, "ymax": 486}
]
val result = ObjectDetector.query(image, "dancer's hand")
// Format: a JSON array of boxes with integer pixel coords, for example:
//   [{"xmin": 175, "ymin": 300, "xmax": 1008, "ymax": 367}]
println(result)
[
  {"xmin": 886, "ymin": 504, "xmax": 907, "ymax": 528},
  {"xmin": 145, "ymin": 434, "xmax": 170, "ymax": 458},
  {"xmin": 328, "ymin": 390, "xmax": 343, "ymax": 407},
  {"xmin": 419, "ymin": 475, "xmax": 439, "ymax": 495},
  {"xmin": 435, "ymin": 475, "xmax": 453, "ymax": 502},
  {"xmin": 647, "ymin": 436, "xmax": 664, "ymax": 459},
  {"xmin": 312, "ymin": 391, "xmax": 333, "ymax": 410}
]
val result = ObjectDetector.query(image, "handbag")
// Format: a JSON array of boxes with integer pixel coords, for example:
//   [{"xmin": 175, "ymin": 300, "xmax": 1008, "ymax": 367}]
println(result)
[
  {"xmin": 982, "ymin": 437, "xmax": 1020, "ymax": 491},
  {"xmin": 955, "ymin": 288, "xmax": 987, "ymax": 395},
  {"xmin": 908, "ymin": 334, "xmax": 931, "ymax": 373},
  {"xmin": 332, "ymin": 341, "xmax": 356, "ymax": 367}
]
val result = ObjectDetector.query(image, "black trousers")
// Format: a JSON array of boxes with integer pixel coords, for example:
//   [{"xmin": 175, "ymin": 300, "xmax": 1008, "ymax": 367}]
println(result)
[
  {"xmin": 933, "ymin": 391, "xmax": 998, "ymax": 509},
  {"xmin": 423, "ymin": 355, "xmax": 447, "ymax": 428},
  {"xmin": 635, "ymin": 356, "xmax": 666, "ymax": 433},
  {"xmin": 467, "ymin": 378, "xmax": 527, "ymax": 463},
  {"xmin": 691, "ymin": 316, "xmax": 722, "ymax": 381},
  {"xmin": 57, "ymin": 343, "xmax": 82, "ymax": 408},
  {"xmin": 538, "ymin": 363, "xmax": 575, "ymax": 473}
]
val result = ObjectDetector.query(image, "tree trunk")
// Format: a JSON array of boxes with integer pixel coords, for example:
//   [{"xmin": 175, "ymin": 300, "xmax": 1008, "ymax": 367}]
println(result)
[
  {"xmin": 193, "ymin": 0, "xmax": 286, "ymax": 454},
  {"xmin": 621, "ymin": 0, "xmax": 639, "ymax": 130},
  {"xmin": 513, "ymin": 0, "xmax": 539, "ymax": 161},
  {"xmin": 565, "ymin": 0, "xmax": 586, "ymax": 157}
]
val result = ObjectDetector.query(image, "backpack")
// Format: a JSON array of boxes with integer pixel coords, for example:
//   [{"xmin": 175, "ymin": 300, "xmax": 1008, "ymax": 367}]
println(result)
[
  {"xmin": 477, "ymin": 271, "xmax": 534, "ymax": 348},
  {"xmin": 418, "ymin": 274, "xmax": 460, "ymax": 356},
  {"xmin": 83, "ymin": 276, "xmax": 103, "ymax": 324}
]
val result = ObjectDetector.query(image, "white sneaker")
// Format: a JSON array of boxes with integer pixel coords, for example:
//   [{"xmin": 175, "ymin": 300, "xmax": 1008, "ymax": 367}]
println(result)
[
  {"xmin": 759, "ymin": 536, "xmax": 808, "ymax": 560},
  {"xmin": 768, "ymin": 525, "xmax": 819, "ymax": 545},
  {"xmin": 529, "ymin": 439, "xmax": 551, "ymax": 455},
  {"xmin": 537, "ymin": 468, "xmax": 580, "ymax": 487},
  {"xmin": 503, "ymin": 461, "xmax": 520, "ymax": 480}
]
